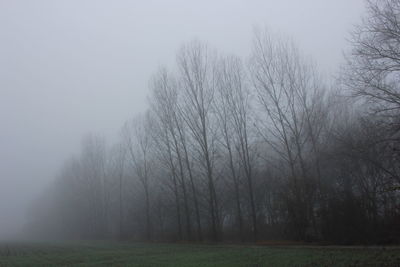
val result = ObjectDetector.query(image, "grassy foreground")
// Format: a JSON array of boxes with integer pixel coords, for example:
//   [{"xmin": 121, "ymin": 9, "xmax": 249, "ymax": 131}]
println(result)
[{"xmin": 0, "ymin": 241, "xmax": 399, "ymax": 267}]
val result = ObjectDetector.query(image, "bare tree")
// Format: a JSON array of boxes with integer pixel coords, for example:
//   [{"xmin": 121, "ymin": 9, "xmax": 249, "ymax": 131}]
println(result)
[
  {"xmin": 344, "ymin": 0, "xmax": 400, "ymax": 116},
  {"xmin": 80, "ymin": 134, "xmax": 110, "ymax": 238},
  {"xmin": 214, "ymin": 55, "xmax": 257, "ymax": 241},
  {"xmin": 343, "ymin": 0, "xmax": 400, "ymax": 196},
  {"xmin": 122, "ymin": 114, "xmax": 153, "ymax": 241},
  {"xmin": 150, "ymin": 68, "xmax": 195, "ymax": 240},
  {"xmin": 177, "ymin": 41, "xmax": 220, "ymax": 241},
  {"xmin": 249, "ymin": 29, "xmax": 327, "ymax": 239},
  {"xmin": 109, "ymin": 142, "xmax": 127, "ymax": 240}
]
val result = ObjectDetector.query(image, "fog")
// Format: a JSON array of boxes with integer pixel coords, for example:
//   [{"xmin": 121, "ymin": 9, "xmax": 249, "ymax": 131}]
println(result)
[{"xmin": 0, "ymin": 0, "xmax": 365, "ymax": 240}]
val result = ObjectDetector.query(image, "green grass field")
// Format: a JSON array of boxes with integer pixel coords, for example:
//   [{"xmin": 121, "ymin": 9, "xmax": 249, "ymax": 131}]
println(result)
[{"xmin": 0, "ymin": 242, "xmax": 399, "ymax": 266}]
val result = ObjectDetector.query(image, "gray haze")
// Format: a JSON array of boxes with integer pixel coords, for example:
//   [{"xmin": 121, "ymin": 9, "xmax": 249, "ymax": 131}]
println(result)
[{"xmin": 0, "ymin": 0, "xmax": 364, "ymax": 239}]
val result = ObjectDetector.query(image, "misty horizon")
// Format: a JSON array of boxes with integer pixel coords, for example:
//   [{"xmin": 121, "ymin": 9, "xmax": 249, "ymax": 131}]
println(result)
[{"xmin": 1, "ymin": 0, "xmax": 366, "ymax": 240}]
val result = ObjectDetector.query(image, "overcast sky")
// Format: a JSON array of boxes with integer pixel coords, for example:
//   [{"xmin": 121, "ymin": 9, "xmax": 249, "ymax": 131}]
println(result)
[{"xmin": 0, "ymin": 0, "xmax": 364, "ymax": 239}]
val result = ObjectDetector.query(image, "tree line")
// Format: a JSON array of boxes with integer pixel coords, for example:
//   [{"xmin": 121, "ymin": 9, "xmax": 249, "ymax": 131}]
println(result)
[{"xmin": 27, "ymin": 0, "xmax": 400, "ymax": 244}]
